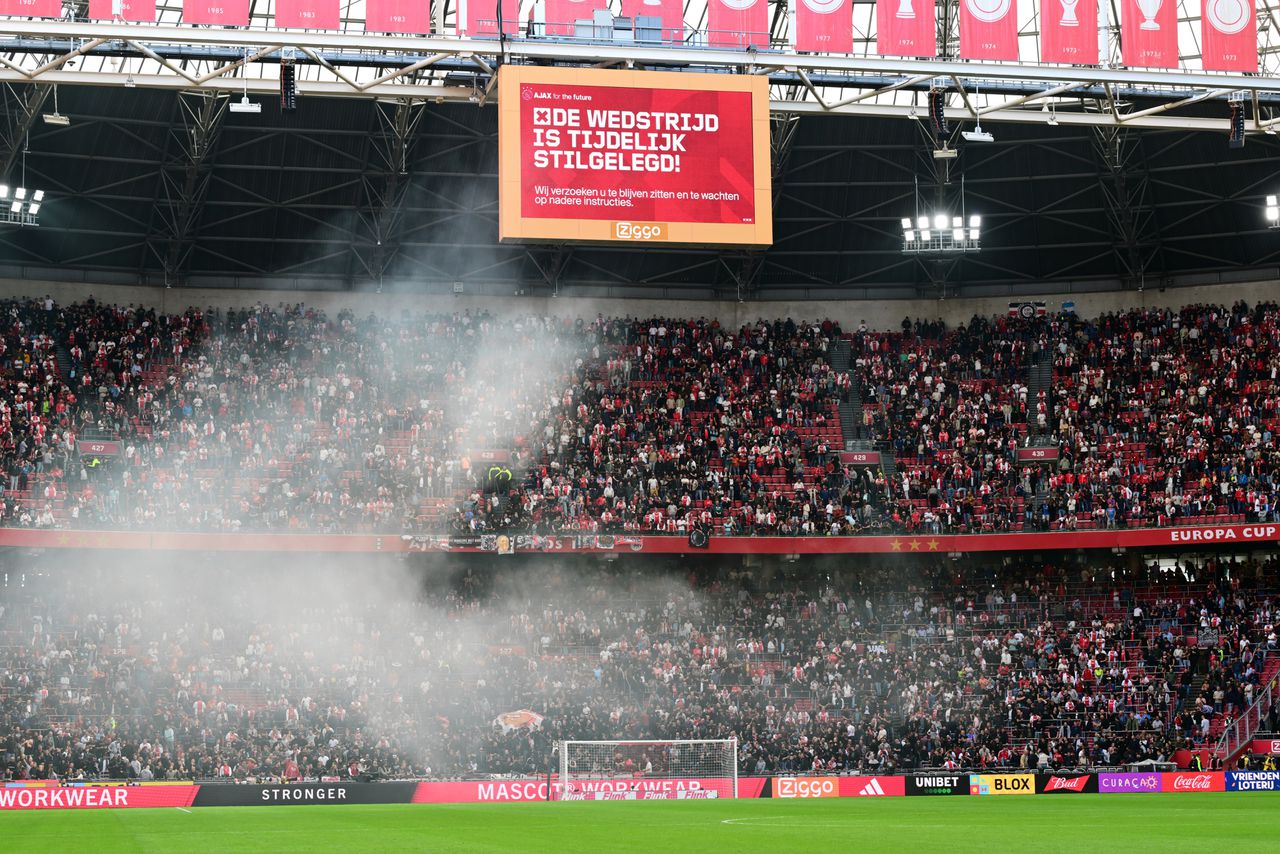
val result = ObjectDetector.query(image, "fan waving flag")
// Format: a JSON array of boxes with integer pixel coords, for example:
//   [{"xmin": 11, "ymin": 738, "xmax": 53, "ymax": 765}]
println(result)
[
  {"xmin": 87, "ymin": 0, "xmax": 155, "ymax": 20},
  {"xmin": 1041, "ymin": 0, "xmax": 1098, "ymax": 64},
  {"xmin": 876, "ymin": 0, "xmax": 937, "ymax": 57},
  {"xmin": 1120, "ymin": 0, "xmax": 1177, "ymax": 67},
  {"xmin": 707, "ymin": 0, "xmax": 770, "ymax": 48},
  {"xmin": 791, "ymin": 0, "xmax": 853, "ymax": 53},
  {"xmin": 1201, "ymin": 0, "xmax": 1257, "ymax": 72},
  {"xmin": 959, "ymin": 0, "xmax": 1018, "ymax": 60}
]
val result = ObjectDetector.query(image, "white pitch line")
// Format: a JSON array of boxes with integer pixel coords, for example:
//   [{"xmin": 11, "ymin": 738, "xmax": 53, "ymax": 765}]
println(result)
[{"xmin": 176, "ymin": 807, "xmax": 192, "ymax": 814}]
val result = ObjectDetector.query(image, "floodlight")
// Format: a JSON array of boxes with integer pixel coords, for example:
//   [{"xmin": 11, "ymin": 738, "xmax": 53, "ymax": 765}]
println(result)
[
  {"xmin": 969, "ymin": 215, "xmax": 980, "ymax": 228},
  {"xmin": 230, "ymin": 96, "xmax": 261, "ymax": 114},
  {"xmin": 9, "ymin": 201, "xmax": 20, "ymax": 213},
  {"xmin": 901, "ymin": 218, "xmax": 912, "ymax": 230},
  {"xmin": 32, "ymin": 190, "xmax": 43, "ymax": 201},
  {"xmin": 953, "ymin": 228, "xmax": 964, "ymax": 241},
  {"xmin": 0, "ymin": 185, "xmax": 7, "ymax": 199},
  {"xmin": 920, "ymin": 229, "xmax": 931, "ymax": 241},
  {"xmin": 933, "ymin": 214, "xmax": 947, "ymax": 230},
  {"xmin": 905, "ymin": 229, "xmax": 915, "ymax": 241}
]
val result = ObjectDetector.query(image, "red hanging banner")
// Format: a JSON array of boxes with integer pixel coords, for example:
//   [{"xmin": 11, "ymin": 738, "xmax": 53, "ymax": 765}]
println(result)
[
  {"xmin": 183, "ymin": 0, "xmax": 249, "ymax": 25},
  {"xmin": 1201, "ymin": 0, "xmax": 1257, "ymax": 72},
  {"xmin": 1040, "ymin": 0, "xmax": 1098, "ymax": 63},
  {"xmin": 958, "ymin": 0, "xmax": 1019, "ymax": 60},
  {"xmin": 1120, "ymin": 0, "xmax": 1177, "ymax": 67},
  {"xmin": 365, "ymin": 0, "xmax": 430, "ymax": 34},
  {"xmin": 620, "ymin": 0, "xmax": 685, "ymax": 43},
  {"xmin": 86, "ymin": 0, "xmax": 155, "ymax": 21},
  {"xmin": 707, "ymin": 0, "xmax": 770, "ymax": 49},
  {"xmin": 791, "ymin": 0, "xmax": 853, "ymax": 54},
  {"xmin": 275, "ymin": 0, "xmax": 339, "ymax": 29},
  {"xmin": 456, "ymin": 0, "xmax": 519, "ymax": 35},
  {"xmin": 535, "ymin": 0, "xmax": 608, "ymax": 37},
  {"xmin": 0, "ymin": 0, "xmax": 62, "ymax": 16},
  {"xmin": 876, "ymin": 0, "xmax": 937, "ymax": 57}
]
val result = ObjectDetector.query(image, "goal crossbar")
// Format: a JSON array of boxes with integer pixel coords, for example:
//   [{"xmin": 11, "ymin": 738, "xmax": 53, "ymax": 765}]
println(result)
[{"xmin": 556, "ymin": 738, "xmax": 738, "ymax": 801}]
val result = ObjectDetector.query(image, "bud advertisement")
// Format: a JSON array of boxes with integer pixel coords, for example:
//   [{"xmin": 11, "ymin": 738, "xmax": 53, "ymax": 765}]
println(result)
[{"xmin": 499, "ymin": 66, "xmax": 771, "ymax": 247}]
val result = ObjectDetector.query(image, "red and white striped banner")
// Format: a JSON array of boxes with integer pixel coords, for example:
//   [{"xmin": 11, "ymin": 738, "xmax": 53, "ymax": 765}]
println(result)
[
  {"xmin": 1200, "ymin": 0, "xmax": 1257, "ymax": 72},
  {"xmin": 456, "ymin": 0, "xmax": 519, "ymax": 35},
  {"xmin": 707, "ymin": 0, "xmax": 770, "ymax": 49},
  {"xmin": 537, "ymin": 0, "xmax": 608, "ymax": 37},
  {"xmin": 366, "ymin": 0, "xmax": 431, "ymax": 34},
  {"xmin": 87, "ymin": 0, "xmax": 155, "ymax": 21},
  {"xmin": 876, "ymin": 0, "xmax": 937, "ymax": 57},
  {"xmin": 1040, "ymin": 0, "xmax": 1098, "ymax": 64},
  {"xmin": 1120, "ymin": 0, "xmax": 1178, "ymax": 67},
  {"xmin": 958, "ymin": 0, "xmax": 1019, "ymax": 60},
  {"xmin": 275, "ymin": 0, "xmax": 339, "ymax": 29},
  {"xmin": 620, "ymin": 0, "xmax": 685, "ymax": 42},
  {"xmin": 183, "ymin": 0, "xmax": 249, "ymax": 25},
  {"xmin": 791, "ymin": 0, "xmax": 853, "ymax": 53}
]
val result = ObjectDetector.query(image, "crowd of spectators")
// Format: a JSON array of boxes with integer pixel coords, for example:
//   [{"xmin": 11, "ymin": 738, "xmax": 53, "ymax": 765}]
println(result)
[
  {"xmin": 1, "ymin": 296, "xmax": 1279, "ymax": 538},
  {"xmin": 850, "ymin": 303, "xmax": 1280, "ymax": 534},
  {"xmin": 3, "ymin": 550, "xmax": 1275, "ymax": 782}
]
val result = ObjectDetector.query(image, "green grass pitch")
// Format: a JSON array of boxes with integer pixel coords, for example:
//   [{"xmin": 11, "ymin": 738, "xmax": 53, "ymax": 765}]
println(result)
[{"xmin": 3, "ymin": 794, "xmax": 1272, "ymax": 853}]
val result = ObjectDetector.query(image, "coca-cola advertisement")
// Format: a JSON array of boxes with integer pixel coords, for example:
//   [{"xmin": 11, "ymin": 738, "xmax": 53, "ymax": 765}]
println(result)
[
  {"xmin": 1161, "ymin": 772, "xmax": 1225, "ymax": 793},
  {"xmin": 1098, "ymin": 772, "xmax": 1161, "ymax": 793}
]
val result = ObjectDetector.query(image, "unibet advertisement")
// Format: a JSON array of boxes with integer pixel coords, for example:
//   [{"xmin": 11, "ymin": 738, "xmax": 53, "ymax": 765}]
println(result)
[{"xmin": 499, "ymin": 66, "xmax": 771, "ymax": 247}]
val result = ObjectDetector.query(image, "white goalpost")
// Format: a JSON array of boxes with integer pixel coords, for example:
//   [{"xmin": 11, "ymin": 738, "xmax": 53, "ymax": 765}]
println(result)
[{"xmin": 555, "ymin": 739, "xmax": 738, "ymax": 801}]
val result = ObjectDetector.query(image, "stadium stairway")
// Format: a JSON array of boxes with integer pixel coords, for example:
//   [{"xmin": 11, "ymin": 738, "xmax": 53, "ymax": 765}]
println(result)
[
  {"xmin": 54, "ymin": 342, "xmax": 72, "ymax": 380},
  {"xmin": 1026, "ymin": 352, "xmax": 1054, "ymax": 437}
]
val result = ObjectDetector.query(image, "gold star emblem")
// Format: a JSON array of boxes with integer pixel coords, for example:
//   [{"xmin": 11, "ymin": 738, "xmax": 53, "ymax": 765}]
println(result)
[
  {"xmin": 889, "ymin": 539, "xmax": 903, "ymax": 551},
  {"xmin": 908, "ymin": 540, "xmax": 921, "ymax": 551},
  {"xmin": 73, "ymin": 535, "xmax": 88, "ymax": 547},
  {"xmin": 927, "ymin": 540, "xmax": 940, "ymax": 551},
  {"xmin": 94, "ymin": 534, "xmax": 108, "ymax": 548},
  {"xmin": 55, "ymin": 533, "xmax": 70, "ymax": 546}
]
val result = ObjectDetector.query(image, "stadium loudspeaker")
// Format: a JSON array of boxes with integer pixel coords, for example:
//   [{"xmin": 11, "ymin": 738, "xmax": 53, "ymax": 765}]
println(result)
[
  {"xmin": 929, "ymin": 91, "xmax": 949, "ymax": 140},
  {"xmin": 281, "ymin": 63, "xmax": 297, "ymax": 113},
  {"xmin": 688, "ymin": 529, "xmax": 710, "ymax": 549},
  {"xmin": 1229, "ymin": 103, "xmax": 1245, "ymax": 149}
]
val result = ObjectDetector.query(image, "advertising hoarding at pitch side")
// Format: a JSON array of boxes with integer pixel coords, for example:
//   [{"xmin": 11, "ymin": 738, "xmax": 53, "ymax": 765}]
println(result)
[
  {"xmin": 498, "ymin": 66, "xmax": 772, "ymax": 247},
  {"xmin": 970, "ymin": 774, "xmax": 1035, "ymax": 795},
  {"xmin": 905, "ymin": 774, "xmax": 970, "ymax": 796}
]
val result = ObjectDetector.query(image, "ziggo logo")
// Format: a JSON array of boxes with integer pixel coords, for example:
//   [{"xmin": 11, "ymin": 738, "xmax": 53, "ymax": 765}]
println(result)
[
  {"xmin": 775, "ymin": 777, "xmax": 837, "ymax": 798},
  {"xmin": 613, "ymin": 221, "xmax": 667, "ymax": 241}
]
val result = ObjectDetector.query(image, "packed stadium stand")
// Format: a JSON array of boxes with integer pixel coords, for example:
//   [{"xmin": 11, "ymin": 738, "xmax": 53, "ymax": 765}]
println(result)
[
  {"xmin": 2, "ymin": 549, "xmax": 1277, "ymax": 781},
  {"xmin": 1, "ymin": 297, "xmax": 1277, "ymax": 538}
]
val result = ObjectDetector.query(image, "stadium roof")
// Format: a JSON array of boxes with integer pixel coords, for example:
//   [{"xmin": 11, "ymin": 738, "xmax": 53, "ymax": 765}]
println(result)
[{"xmin": 1, "ymin": 6, "xmax": 1279, "ymax": 300}]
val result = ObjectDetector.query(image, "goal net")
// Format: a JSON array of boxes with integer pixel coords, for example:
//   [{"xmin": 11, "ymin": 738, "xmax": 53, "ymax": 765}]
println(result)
[{"xmin": 555, "ymin": 739, "xmax": 738, "ymax": 801}]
